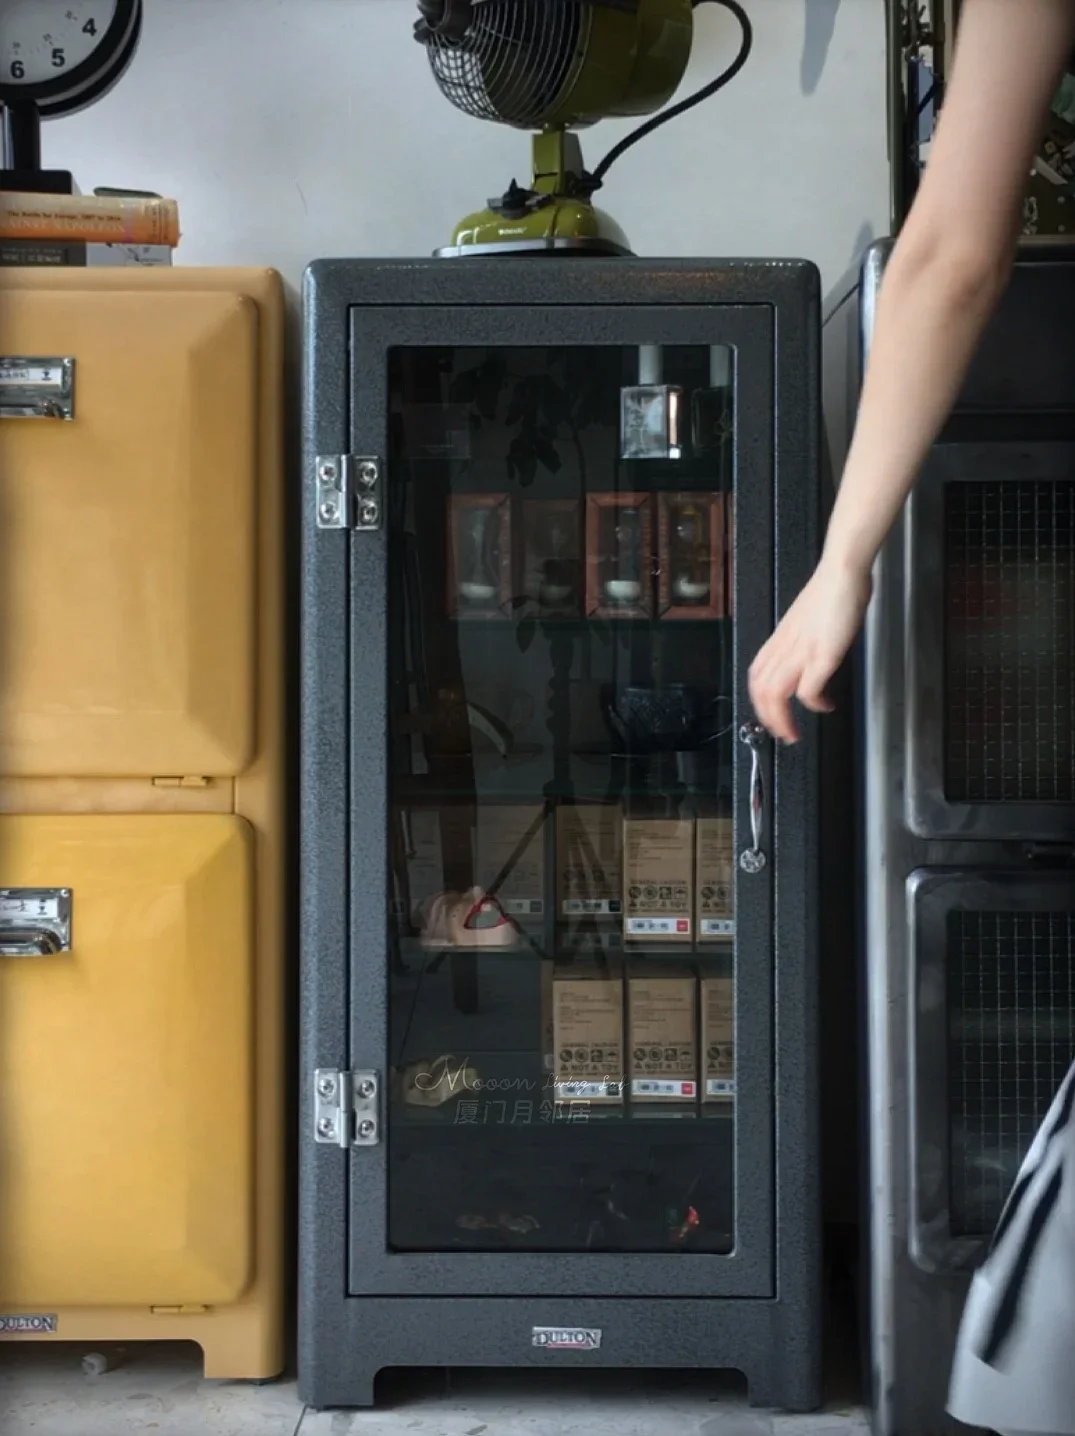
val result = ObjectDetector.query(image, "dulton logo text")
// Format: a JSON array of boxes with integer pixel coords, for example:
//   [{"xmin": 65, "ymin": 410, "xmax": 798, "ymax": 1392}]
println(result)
[
  {"xmin": 0, "ymin": 1315, "xmax": 57, "ymax": 1334},
  {"xmin": 532, "ymin": 1326, "xmax": 602, "ymax": 1351}
]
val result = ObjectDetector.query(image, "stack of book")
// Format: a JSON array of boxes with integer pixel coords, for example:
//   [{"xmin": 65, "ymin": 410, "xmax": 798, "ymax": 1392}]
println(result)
[{"xmin": 0, "ymin": 190, "xmax": 180, "ymax": 268}]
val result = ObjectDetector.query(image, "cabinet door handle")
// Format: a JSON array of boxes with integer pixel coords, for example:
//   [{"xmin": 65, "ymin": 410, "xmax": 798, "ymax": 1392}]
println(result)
[
  {"xmin": 739, "ymin": 721, "xmax": 767, "ymax": 873},
  {"xmin": 0, "ymin": 357, "xmax": 75, "ymax": 420},
  {"xmin": 0, "ymin": 927, "xmax": 63, "ymax": 957}
]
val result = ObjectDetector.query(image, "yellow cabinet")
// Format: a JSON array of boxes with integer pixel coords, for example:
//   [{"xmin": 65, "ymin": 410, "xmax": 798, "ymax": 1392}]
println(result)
[
  {"xmin": 0, "ymin": 288, "xmax": 258, "ymax": 777},
  {"xmin": 0, "ymin": 268, "xmax": 284, "ymax": 1380},
  {"xmin": 0, "ymin": 815, "xmax": 254, "ymax": 1308}
]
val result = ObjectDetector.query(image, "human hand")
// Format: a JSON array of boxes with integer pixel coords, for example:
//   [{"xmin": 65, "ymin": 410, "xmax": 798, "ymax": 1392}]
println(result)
[{"xmin": 748, "ymin": 559, "xmax": 872, "ymax": 743}]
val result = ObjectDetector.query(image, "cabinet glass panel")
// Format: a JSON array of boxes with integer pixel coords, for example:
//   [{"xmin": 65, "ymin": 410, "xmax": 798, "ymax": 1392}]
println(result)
[{"xmin": 386, "ymin": 343, "xmax": 737, "ymax": 1255}]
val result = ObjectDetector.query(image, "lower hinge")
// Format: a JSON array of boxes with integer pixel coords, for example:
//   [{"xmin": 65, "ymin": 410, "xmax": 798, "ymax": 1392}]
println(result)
[
  {"xmin": 150, "ymin": 1304, "xmax": 209, "ymax": 1315},
  {"xmin": 313, "ymin": 1068, "xmax": 380, "ymax": 1147},
  {"xmin": 314, "ymin": 455, "xmax": 381, "ymax": 531}
]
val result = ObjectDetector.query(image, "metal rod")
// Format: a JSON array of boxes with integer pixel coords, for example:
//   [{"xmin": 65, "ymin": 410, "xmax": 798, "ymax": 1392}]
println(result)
[{"xmin": 2, "ymin": 102, "xmax": 41, "ymax": 172}]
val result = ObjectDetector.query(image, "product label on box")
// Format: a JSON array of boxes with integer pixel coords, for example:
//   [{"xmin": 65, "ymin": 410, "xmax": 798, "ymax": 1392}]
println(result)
[
  {"xmin": 476, "ymin": 805, "xmax": 546, "ymax": 923},
  {"xmin": 700, "ymin": 917, "xmax": 735, "ymax": 938},
  {"xmin": 624, "ymin": 818, "xmax": 693, "ymax": 941},
  {"xmin": 562, "ymin": 897, "xmax": 620, "ymax": 916},
  {"xmin": 701, "ymin": 974, "xmax": 735, "ymax": 1103},
  {"xmin": 554, "ymin": 1079, "xmax": 623, "ymax": 1101},
  {"xmin": 501, "ymin": 897, "xmax": 545, "ymax": 917},
  {"xmin": 556, "ymin": 805, "xmax": 622, "ymax": 919},
  {"xmin": 697, "ymin": 817, "xmax": 734, "ymax": 941},
  {"xmin": 626, "ymin": 915, "xmax": 691, "ymax": 936},
  {"xmin": 631, "ymin": 1078, "xmax": 697, "ymax": 1099}
]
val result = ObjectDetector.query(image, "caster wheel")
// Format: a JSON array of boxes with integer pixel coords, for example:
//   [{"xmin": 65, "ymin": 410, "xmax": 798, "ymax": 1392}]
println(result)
[{"xmin": 82, "ymin": 1348, "xmax": 126, "ymax": 1376}]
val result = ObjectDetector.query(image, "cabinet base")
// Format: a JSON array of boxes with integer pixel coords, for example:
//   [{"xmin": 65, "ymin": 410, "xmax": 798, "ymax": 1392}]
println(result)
[
  {"xmin": 298, "ymin": 1296, "xmax": 821, "ymax": 1412},
  {"xmin": 0, "ymin": 1300, "xmax": 285, "ymax": 1382}
]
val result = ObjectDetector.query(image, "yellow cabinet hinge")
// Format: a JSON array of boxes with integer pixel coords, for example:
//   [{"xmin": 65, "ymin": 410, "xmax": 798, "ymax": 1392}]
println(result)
[
  {"xmin": 150, "ymin": 1304, "xmax": 210, "ymax": 1315},
  {"xmin": 151, "ymin": 777, "xmax": 211, "ymax": 789}
]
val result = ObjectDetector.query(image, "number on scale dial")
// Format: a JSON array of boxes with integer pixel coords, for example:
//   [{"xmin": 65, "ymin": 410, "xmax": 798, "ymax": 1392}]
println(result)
[{"xmin": 0, "ymin": 0, "xmax": 140, "ymax": 116}]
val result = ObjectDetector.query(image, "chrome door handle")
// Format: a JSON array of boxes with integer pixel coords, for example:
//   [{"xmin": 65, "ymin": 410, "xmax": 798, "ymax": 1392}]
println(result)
[
  {"xmin": 739, "ymin": 721, "xmax": 767, "ymax": 873},
  {"xmin": 0, "ymin": 888, "xmax": 72, "ymax": 954},
  {"xmin": 0, "ymin": 927, "xmax": 64, "ymax": 956}
]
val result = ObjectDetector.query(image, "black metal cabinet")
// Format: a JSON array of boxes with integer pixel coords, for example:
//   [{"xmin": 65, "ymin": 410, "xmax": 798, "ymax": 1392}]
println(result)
[
  {"xmin": 300, "ymin": 259, "xmax": 822, "ymax": 1410},
  {"xmin": 833, "ymin": 240, "xmax": 1075, "ymax": 1436}
]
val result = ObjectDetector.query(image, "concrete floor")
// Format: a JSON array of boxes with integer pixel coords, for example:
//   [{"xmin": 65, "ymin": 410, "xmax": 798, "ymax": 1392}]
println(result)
[{"xmin": 0, "ymin": 1343, "xmax": 871, "ymax": 1436}]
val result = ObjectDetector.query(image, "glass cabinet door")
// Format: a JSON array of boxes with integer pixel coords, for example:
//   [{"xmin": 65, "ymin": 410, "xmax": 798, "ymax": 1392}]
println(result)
[{"xmin": 347, "ymin": 307, "xmax": 775, "ymax": 1298}]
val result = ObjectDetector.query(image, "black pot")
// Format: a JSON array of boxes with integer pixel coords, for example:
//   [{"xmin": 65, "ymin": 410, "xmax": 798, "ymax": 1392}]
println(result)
[{"xmin": 599, "ymin": 683, "xmax": 731, "ymax": 754}]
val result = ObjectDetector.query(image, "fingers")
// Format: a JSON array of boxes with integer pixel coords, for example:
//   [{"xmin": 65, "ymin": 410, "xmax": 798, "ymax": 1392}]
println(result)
[
  {"xmin": 750, "ymin": 644, "xmax": 838, "ymax": 740},
  {"xmin": 748, "ymin": 650, "xmax": 801, "ymax": 744},
  {"xmin": 796, "ymin": 660, "xmax": 837, "ymax": 715}
]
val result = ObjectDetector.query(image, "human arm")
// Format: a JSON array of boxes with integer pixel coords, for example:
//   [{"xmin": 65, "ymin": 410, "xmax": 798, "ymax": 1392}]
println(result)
[{"xmin": 749, "ymin": 0, "xmax": 1075, "ymax": 742}]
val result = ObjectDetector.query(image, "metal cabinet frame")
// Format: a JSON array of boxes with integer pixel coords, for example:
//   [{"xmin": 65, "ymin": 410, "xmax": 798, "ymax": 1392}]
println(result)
[{"xmin": 301, "ymin": 258, "xmax": 821, "ymax": 1410}]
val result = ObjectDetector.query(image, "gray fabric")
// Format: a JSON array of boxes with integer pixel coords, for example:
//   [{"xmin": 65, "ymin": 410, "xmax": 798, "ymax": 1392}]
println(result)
[{"xmin": 949, "ymin": 1063, "xmax": 1075, "ymax": 1435}]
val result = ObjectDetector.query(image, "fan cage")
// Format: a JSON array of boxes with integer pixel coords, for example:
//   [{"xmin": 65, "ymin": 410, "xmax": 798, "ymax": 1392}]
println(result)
[{"xmin": 422, "ymin": 0, "xmax": 593, "ymax": 128}]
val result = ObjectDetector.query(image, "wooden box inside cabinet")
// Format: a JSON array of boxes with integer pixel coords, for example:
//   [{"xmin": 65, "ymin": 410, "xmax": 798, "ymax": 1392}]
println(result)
[
  {"xmin": 585, "ymin": 492, "xmax": 655, "ymax": 619},
  {"xmin": 657, "ymin": 492, "xmax": 725, "ymax": 619},
  {"xmin": 0, "ymin": 268, "xmax": 285, "ymax": 1380},
  {"xmin": 447, "ymin": 494, "xmax": 511, "ymax": 619}
]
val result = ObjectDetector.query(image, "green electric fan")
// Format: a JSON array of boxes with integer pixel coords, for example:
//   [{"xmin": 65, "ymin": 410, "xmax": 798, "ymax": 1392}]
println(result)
[{"xmin": 414, "ymin": 0, "xmax": 752, "ymax": 257}]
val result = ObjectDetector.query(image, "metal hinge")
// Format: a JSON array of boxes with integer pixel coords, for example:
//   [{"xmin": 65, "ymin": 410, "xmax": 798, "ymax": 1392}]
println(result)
[
  {"xmin": 314, "ymin": 455, "xmax": 381, "ymax": 531},
  {"xmin": 313, "ymin": 1068, "xmax": 380, "ymax": 1147},
  {"xmin": 150, "ymin": 1304, "xmax": 209, "ymax": 1315},
  {"xmin": 151, "ymin": 776, "xmax": 210, "ymax": 789}
]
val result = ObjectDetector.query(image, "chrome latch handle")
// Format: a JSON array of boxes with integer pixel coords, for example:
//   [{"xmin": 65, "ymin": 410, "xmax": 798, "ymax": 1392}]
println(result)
[
  {"xmin": 0, "ymin": 927, "xmax": 63, "ymax": 957},
  {"xmin": 0, "ymin": 887, "xmax": 72, "ymax": 954},
  {"xmin": 739, "ymin": 721, "xmax": 767, "ymax": 873}
]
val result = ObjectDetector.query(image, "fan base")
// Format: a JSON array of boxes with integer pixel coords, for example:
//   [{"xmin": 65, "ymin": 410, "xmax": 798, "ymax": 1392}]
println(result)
[
  {"xmin": 435, "ymin": 197, "xmax": 633, "ymax": 259},
  {"xmin": 436, "ymin": 234, "xmax": 631, "ymax": 258}
]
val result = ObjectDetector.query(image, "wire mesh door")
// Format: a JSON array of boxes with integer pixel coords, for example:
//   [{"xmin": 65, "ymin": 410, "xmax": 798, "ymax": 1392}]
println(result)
[
  {"xmin": 909, "ymin": 870, "xmax": 1075, "ymax": 1272},
  {"xmin": 906, "ymin": 444, "xmax": 1075, "ymax": 840}
]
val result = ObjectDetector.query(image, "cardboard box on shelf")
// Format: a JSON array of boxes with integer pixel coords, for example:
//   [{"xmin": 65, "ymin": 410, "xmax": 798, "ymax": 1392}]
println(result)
[
  {"xmin": 623, "ymin": 817, "xmax": 693, "ymax": 941},
  {"xmin": 556, "ymin": 803, "xmax": 622, "ymax": 921},
  {"xmin": 475, "ymin": 804, "xmax": 547, "ymax": 928},
  {"xmin": 551, "ymin": 963, "xmax": 624, "ymax": 1104},
  {"xmin": 701, "ymin": 974, "xmax": 735, "ymax": 1102},
  {"xmin": 395, "ymin": 806, "xmax": 475, "ymax": 932},
  {"xmin": 541, "ymin": 960, "xmax": 555, "ymax": 1074},
  {"xmin": 627, "ymin": 966, "xmax": 697, "ymax": 1101},
  {"xmin": 696, "ymin": 817, "xmax": 735, "ymax": 941}
]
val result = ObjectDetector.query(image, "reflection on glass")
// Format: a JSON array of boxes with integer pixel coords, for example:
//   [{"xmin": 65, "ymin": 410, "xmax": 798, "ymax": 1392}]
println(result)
[
  {"xmin": 387, "ymin": 344, "xmax": 738, "ymax": 1256},
  {"xmin": 670, "ymin": 500, "xmax": 710, "ymax": 606},
  {"xmin": 459, "ymin": 506, "xmax": 498, "ymax": 605}
]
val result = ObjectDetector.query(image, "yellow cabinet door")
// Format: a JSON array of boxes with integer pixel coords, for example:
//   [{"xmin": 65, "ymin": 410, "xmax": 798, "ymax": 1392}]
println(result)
[
  {"xmin": 0, "ymin": 815, "xmax": 254, "ymax": 1308},
  {"xmin": 0, "ymin": 288, "xmax": 257, "ymax": 777}
]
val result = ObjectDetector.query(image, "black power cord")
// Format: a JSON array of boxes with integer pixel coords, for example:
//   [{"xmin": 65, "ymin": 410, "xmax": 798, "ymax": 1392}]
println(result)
[{"xmin": 588, "ymin": 0, "xmax": 754, "ymax": 190}]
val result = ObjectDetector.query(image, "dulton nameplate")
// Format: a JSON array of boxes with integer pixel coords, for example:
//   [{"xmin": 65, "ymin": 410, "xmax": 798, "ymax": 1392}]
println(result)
[
  {"xmin": 0, "ymin": 356, "xmax": 75, "ymax": 419},
  {"xmin": 531, "ymin": 1326, "xmax": 602, "ymax": 1351},
  {"xmin": 0, "ymin": 1314, "xmax": 58, "ymax": 1333}
]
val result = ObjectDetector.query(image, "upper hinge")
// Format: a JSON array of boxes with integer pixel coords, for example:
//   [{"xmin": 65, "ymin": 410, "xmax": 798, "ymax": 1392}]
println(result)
[
  {"xmin": 150, "ymin": 1304, "xmax": 210, "ymax": 1316},
  {"xmin": 313, "ymin": 1068, "xmax": 380, "ymax": 1147},
  {"xmin": 314, "ymin": 454, "xmax": 382, "ymax": 531},
  {"xmin": 151, "ymin": 776, "xmax": 211, "ymax": 789}
]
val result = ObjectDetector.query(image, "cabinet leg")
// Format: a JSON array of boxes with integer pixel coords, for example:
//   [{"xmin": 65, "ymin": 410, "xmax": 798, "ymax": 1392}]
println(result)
[
  {"xmin": 300, "ymin": 1370, "xmax": 378, "ymax": 1409},
  {"xmin": 745, "ymin": 1359, "xmax": 822, "ymax": 1414}
]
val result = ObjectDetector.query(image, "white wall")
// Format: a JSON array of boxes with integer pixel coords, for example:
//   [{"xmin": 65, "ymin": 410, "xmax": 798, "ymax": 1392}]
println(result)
[{"xmin": 45, "ymin": 0, "xmax": 889, "ymax": 295}]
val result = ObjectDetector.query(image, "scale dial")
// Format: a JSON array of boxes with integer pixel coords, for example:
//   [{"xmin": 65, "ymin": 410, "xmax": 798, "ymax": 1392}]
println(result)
[{"xmin": 0, "ymin": 0, "xmax": 141, "ymax": 117}]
